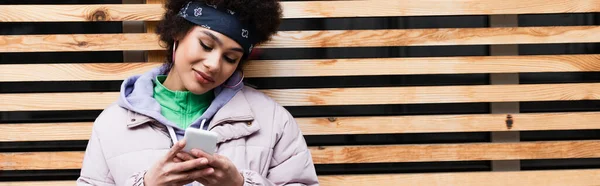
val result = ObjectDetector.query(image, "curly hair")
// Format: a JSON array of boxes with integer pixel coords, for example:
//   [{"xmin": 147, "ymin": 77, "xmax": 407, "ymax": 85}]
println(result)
[{"xmin": 155, "ymin": 0, "xmax": 282, "ymax": 67}]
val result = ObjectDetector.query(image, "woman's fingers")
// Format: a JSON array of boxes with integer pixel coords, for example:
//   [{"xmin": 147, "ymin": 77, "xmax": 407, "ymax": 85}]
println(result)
[
  {"xmin": 207, "ymin": 154, "xmax": 229, "ymax": 170},
  {"xmin": 176, "ymin": 152, "xmax": 196, "ymax": 161},
  {"xmin": 170, "ymin": 167, "xmax": 215, "ymax": 185},
  {"xmin": 191, "ymin": 149, "xmax": 216, "ymax": 164},
  {"xmin": 165, "ymin": 139, "xmax": 186, "ymax": 161},
  {"xmin": 173, "ymin": 157, "xmax": 183, "ymax": 163},
  {"xmin": 170, "ymin": 157, "xmax": 209, "ymax": 173}
]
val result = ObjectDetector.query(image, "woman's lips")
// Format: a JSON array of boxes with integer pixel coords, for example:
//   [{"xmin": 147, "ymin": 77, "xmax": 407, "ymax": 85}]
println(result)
[{"xmin": 193, "ymin": 69, "xmax": 215, "ymax": 84}]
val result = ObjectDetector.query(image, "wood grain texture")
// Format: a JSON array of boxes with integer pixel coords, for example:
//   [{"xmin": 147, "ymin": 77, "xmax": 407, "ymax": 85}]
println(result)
[
  {"xmin": 0, "ymin": 92, "xmax": 118, "ymax": 111},
  {"xmin": 2, "ymin": 0, "xmax": 600, "ymax": 22},
  {"xmin": 296, "ymin": 112, "xmax": 600, "ymax": 135},
  {"xmin": 282, "ymin": 0, "xmax": 600, "ymax": 18},
  {"xmin": 261, "ymin": 83, "xmax": 600, "ymax": 106},
  {"xmin": 0, "ymin": 151, "xmax": 83, "ymax": 170},
  {"xmin": 0, "ymin": 181, "xmax": 74, "ymax": 186},
  {"xmin": 309, "ymin": 140, "xmax": 600, "ymax": 164},
  {"xmin": 2, "ymin": 169, "xmax": 600, "ymax": 186},
  {"xmin": 3, "ymin": 54, "xmax": 599, "ymax": 82},
  {"xmin": 2, "ymin": 169, "xmax": 599, "ymax": 186},
  {"xmin": 0, "ymin": 4, "xmax": 162, "ymax": 22},
  {"xmin": 2, "ymin": 83, "xmax": 599, "ymax": 111},
  {"xmin": 2, "ymin": 26, "xmax": 599, "ymax": 52},
  {"xmin": 0, "ymin": 34, "xmax": 160, "ymax": 53},
  {"xmin": 317, "ymin": 169, "xmax": 600, "ymax": 186},
  {"xmin": 3, "ymin": 112, "xmax": 600, "ymax": 142},
  {"xmin": 0, "ymin": 122, "xmax": 92, "ymax": 142},
  {"xmin": 262, "ymin": 26, "xmax": 600, "ymax": 48},
  {"xmin": 3, "ymin": 140, "xmax": 599, "ymax": 170},
  {"xmin": 0, "ymin": 63, "xmax": 161, "ymax": 82},
  {"xmin": 245, "ymin": 54, "xmax": 600, "ymax": 77}
]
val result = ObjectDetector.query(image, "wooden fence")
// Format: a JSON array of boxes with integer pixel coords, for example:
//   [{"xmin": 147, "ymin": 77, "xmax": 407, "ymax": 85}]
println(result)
[{"xmin": 1, "ymin": 0, "xmax": 599, "ymax": 185}]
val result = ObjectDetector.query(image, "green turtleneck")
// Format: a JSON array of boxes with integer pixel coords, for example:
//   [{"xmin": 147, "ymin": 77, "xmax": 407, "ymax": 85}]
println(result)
[{"xmin": 153, "ymin": 75, "xmax": 214, "ymax": 130}]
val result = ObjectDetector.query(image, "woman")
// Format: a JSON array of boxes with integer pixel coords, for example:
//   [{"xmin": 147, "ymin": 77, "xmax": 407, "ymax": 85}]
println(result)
[{"xmin": 76, "ymin": 0, "xmax": 319, "ymax": 185}]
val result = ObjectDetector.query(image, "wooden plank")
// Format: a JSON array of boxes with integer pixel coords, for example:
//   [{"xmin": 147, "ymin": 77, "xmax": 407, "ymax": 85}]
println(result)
[
  {"xmin": 0, "ymin": 122, "xmax": 92, "ymax": 142},
  {"xmin": 0, "ymin": 92, "xmax": 118, "ymax": 111},
  {"xmin": 0, "ymin": 4, "xmax": 162, "ymax": 22},
  {"xmin": 2, "ymin": 26, "xmax": 599, "ymax": 52},
  {"xmin": 2, "ymin": 169, "xmax": 599, "ymax": 186},
  {"xmin": 309, "ymin": 141, "xmax": 600, "ymax": 164},
  {"xmin": 3, "ymin": 140, "xmax": 600, "ymax": 170},
  {"xmin": 246, "ymin": 54, "xmax": 600, "ymax": 77},
  {"xmin": 282, "ymin": 0, "xmax": 600, "ymax": 18},
  {"xmin": 3, "ymin": 55, "xmax": 599, "ymax": 82},
  {"xmin": 318, "ymin": 169, "xmax": 600, "ymax": 186},
  {"xmin": 296, "ymin": 112, "xmax": 600, "ymax": 135},
  {"xmin": 0, "ymin": 34, "xmax": 160, "ymax": 53},
  {"xmin": 3, "ymin": 112, "xmax": 600, "ymax": 141},
  {"xmin": 0, "ymin": 63, "xmax": 161, "ymax": 82},
  {"xmin": 2, "ymin": 0, "xmax": 600, "ymax": 22},
  {"xmin": 2, "ymin": 83, "xmax": 599, "ymax": 111},
  {"xmin": 263, "ymin": 26, "xmax": 600, "ymax": 48},
  {"xmin": 262, "ymin": 83, "xmax": 600, "ymax": 106},
  {"xmin": 0, "ymin": 181, "xmax": 74, "ymax": 186},
  {"xmin": 1, "ymin": 151, "xmax": 84, "ymax": 170}
]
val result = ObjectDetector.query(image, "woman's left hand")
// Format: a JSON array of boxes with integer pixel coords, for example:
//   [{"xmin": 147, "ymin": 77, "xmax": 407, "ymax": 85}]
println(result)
[{"xmin": 175, "ymin": 149, "xmax": 243, "ymax": 186}]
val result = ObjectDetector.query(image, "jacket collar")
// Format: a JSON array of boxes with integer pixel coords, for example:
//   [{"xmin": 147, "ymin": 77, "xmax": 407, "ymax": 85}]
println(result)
[
  {"xmin": 126, "ymin": 110, "xmax": 155, "ymax": 128},
  {"xmin": 126, "ymin": 88, "xmax": 257, "ymax": 133},
  {"xmin": 208, "ymin": 89, "xmax": 254, "ymax": 130}
]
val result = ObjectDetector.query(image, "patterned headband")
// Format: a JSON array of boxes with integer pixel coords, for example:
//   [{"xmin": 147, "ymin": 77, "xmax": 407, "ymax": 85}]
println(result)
[{"xmin": 178, "ymin": 1, "xmax": 257, "ymax": 59}]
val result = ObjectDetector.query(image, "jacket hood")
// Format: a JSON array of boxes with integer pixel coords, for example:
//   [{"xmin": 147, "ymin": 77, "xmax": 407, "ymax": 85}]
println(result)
[{"xmin": 117, "ymin": 63, "xmax": 245, "ymax": 140}]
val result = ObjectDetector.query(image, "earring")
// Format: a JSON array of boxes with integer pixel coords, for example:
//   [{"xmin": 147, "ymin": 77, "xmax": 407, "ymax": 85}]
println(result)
[
  {"xmin": 223, "ymin": 70, "xmax": 245, "ymax": 88},
  {"xmin": 172, "ymin": 41, "xmax": 178, "ymax": 63}
]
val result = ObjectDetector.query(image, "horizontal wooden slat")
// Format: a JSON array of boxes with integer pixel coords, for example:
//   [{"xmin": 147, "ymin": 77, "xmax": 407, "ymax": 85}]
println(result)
[
  {"xmin": 296, "ymin": 112, "xmax": 600, "ymax": 135},
  {"xmin": 0, "ymin": 4, "xmax": 162, "ymax": 22},
  {"xmin": 1, "ymin": 151, "xmax": 83, "ymax": 170},
  {"xmin": 2, "ymin": 83, "xmax": 599, "ymax": 111},
  {"xmin": 2, "ymin": 0, "xmax": 600, "ymax": 22},
  {"xmin": 248, "ymin": 54, "xmax": 600, "ymax": 77},
  {"xmin": 2, "ymin": 140, "xmax": 599, "ymax": 170},
  {"xmin": 317, "ymin": 169, "xmax": 600, "ymax": 186},
  {"xmin": 0, "ymin": 34, "xmax": 160, "ymax": 53},
  {"xmin": 0, "ymin": 181, "xmax": 74, "ymax": 186},
  {"xmin": 283, "ymin": 0, "xmax": 600, "ymax": 18},
  {"xmin": 263, "ymin": 26, "xmax": 600, "ymax": 48},
  {"xmin": 2, "ymin": 169, "xmax": 600, "ymax": 186},
  {"xmin": 0, "ymin": 122, "xmax": 92, "ymax": 142},
  {"xmin": 0, "ymin": 92, "xmax": 117, "ymax": 111},
  {"xmin": 3, "ymin": 54, "xmax": 600, "ymax": 82},
  {"xmin": 0, "ymin": 63, "xmax": 161, "ymax": 82},
  {"xmin": 2, "ymin": 26, "xmax": 599, "ymax": 52},
  {"xmin": 263, "ymin": 83, "xmax": 600, "ymax": 106},
  {"xmin": 3, "ymin": 112, "xmax": 600, "ymax": 141},
  {"xmin": 310, "ymin": 140, "xmax": 600, "ymax": 164}
]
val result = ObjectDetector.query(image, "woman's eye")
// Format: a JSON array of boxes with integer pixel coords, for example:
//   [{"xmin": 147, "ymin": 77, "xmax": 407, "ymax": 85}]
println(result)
[
  {"xmin": 200, "ymin": 41, "xmax": 213, "ymax": 51},
  {"xmin": 223, "ymin": 56, "xmax": 237, "ymax": 63}
]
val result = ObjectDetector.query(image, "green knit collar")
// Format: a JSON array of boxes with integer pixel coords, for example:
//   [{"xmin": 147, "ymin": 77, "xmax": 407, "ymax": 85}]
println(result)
[{"xmin": 153, "ymin": 75, "xmax": 214, "ymax": 114}]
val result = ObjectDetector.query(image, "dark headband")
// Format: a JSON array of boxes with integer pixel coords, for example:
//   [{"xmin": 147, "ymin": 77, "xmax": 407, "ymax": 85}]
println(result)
[{"xmin": 178, "ymin": 1, "xmax": 257, "ymax": 59}]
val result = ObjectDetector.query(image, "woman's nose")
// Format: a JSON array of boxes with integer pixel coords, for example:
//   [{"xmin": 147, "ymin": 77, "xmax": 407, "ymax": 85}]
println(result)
[{"xmin": 203, "ymin": 52, "xmax": 221, "ymax": 72}]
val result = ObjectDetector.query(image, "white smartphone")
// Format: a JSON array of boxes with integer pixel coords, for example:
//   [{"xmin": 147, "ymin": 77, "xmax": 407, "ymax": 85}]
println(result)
[{"xmin": 182, "ymin": 127, "xmax": 218, "ymax": 155}]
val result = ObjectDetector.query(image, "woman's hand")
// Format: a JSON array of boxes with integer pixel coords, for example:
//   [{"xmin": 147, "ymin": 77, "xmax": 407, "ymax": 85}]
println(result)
[
  {"xmin": 144, "ymin": 140, "xmax": 214, "ymax": 186},
  {"xmin": 176, "ymin": 149, "xmax": 244, "ymax": 186}
]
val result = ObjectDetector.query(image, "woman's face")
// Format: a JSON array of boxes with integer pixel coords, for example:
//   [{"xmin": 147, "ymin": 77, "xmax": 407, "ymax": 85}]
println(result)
[{"xmin": 165, "ymin": 26, "xmax": 244, "ymax": 94}]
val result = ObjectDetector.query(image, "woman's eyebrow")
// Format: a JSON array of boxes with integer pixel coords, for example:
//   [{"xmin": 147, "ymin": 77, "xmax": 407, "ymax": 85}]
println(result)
[
  {"xmin": 202, "ymin": 31, "xmax": 223, "ymax": 46},
  {"xmin": 202, "ymin": 30, "xmax": 244, "ymax": 53}
]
